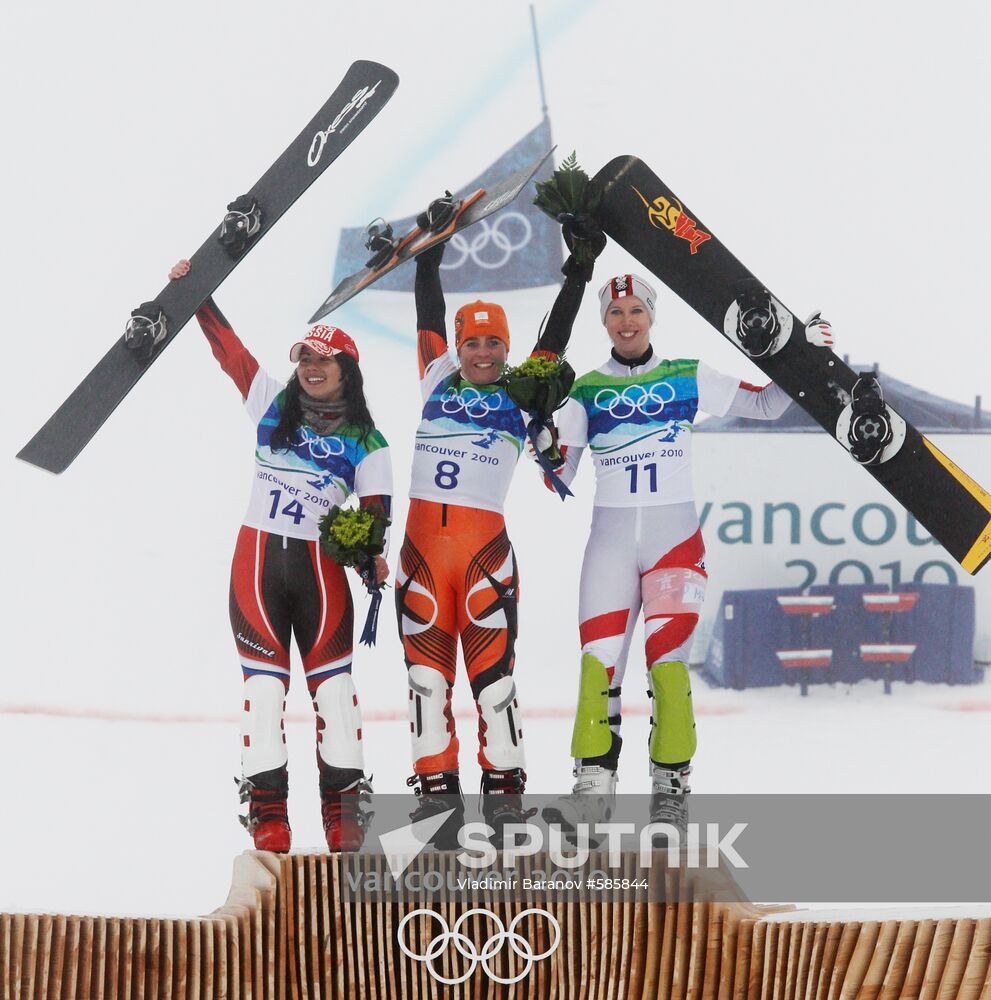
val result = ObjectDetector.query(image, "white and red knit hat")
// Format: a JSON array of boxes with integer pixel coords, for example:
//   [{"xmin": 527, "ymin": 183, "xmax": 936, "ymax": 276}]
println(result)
[
  {"xmin": 598, "ymin": 274, "xmax": 657, "ymax": 325},
  {"xmin": 289, "ymin": 324, "xmax": 360, "ymax": 363}
]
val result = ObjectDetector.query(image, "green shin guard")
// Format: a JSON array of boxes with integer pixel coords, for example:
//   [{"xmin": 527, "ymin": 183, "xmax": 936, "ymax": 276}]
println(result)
[
  {"xmin": 570, "ymin": 653, "xmax": 613, "ymax": 759},
  {"xmin": 648, "ymin": 660, "xmax": 697, "ymax": 764}
]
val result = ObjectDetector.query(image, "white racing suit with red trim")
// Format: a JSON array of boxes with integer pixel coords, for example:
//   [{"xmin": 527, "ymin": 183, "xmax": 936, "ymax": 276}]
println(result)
[{"xmin": 554, "ymin": 351, "xmax": 790, "ymax": 772}]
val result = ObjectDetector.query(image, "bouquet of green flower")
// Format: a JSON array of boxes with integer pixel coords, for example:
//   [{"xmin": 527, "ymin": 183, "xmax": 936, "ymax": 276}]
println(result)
[
  {"xmin": 533, "ymin": 152, "xmax": 606, "ymax": 277},
  {"xmin": 500, "ymin": 353, "xmax": 575, "ymax": 498},
  {"xmin": 319, "ymin": 503, "xmax": 391, "ymax": 645}
]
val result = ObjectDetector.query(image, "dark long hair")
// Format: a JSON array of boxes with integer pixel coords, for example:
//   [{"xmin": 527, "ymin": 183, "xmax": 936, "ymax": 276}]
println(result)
[{"xmin": 269, "ymin": 354, "xmax": 375, "ymax": 452}]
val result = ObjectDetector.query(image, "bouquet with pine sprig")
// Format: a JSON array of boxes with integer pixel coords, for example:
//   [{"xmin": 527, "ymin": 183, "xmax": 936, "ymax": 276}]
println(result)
[
  {"xmin": 319, "ymin": 503, "xmax": 391, "ymax": 645},
  {"xmin": 533, "ymin": 152, "xmax": 605, "ymax": 273},
  {"xmin": 500, "ymin": 352, "xmax": 575, "ymax": 427},
  {"xmin": 501, "ymin": 353, "xmax": 575, "ymax": 493}
]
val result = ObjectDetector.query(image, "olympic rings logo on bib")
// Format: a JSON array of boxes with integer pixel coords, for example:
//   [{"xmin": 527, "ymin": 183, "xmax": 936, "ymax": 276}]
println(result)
[
  {"xmin": 593, "ymin": 381, "xmax": 676, "ymax": 419},
  {"xmin": 296, "ymin": 426, "xmax": 346, "ymax": 460},
  {"xmin": 440, "ymin": 386, "xmax": 501, "ymax": 420},
  {"xmin": 397, "ymin": 907, "xmax": 561, "ymax": 985}
]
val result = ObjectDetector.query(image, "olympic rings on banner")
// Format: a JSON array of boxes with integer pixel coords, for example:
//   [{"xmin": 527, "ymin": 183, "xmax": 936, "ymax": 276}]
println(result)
[
  {"xmin": 440, "ymin": 385, "xmax": 501, "ymax": 419},
  {"xmin": 593, "ymin": 381, "xmax": 677, "ymax": 419},
  {"xmin": 441, "ymin": 212, "xmax": 532, "ymax": 271},
  {"xmin": 397, "ymin": 907, "xmax": 561, "ymax": 985}
]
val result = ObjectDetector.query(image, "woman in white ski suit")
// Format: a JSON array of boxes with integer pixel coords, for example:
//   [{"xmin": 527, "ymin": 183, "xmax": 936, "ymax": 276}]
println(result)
[{"xmin": 547, "ymin": 272, "xmax": 834, "ymax": 825}]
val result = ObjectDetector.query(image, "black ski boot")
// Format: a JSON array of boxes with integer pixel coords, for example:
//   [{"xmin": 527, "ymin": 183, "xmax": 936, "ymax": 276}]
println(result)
[
  {"xmin": 481, "ymin": 768, "xmax": 537, "ymax": 849},
  {"xmin": 407, "ymin": 771, "xmax": 465, "ymax": 850}
]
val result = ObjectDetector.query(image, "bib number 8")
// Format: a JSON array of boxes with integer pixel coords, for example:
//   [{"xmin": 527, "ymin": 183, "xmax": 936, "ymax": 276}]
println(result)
[{"xmin": 434, "ymin": 460, "xmax": 461, "ymax": 490}]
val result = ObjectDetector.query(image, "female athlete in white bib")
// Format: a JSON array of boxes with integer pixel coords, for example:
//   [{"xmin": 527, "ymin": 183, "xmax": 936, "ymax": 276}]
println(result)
[
  {"xmin": 397, "ymin": 236, "xmax": 597, "ymax": 832},
  {"xmin": 546, "ymin": 272, "xmax": 834, "ymax": 830},
  {"xmin": 170, "ymin": 259, "xmax": 392, "ymax": 854}
]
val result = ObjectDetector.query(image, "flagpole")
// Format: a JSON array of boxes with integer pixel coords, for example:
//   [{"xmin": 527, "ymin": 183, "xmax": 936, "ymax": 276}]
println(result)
[{"xmin": 530, "ymin": 4, "xmax": 549, "ymax": 120}]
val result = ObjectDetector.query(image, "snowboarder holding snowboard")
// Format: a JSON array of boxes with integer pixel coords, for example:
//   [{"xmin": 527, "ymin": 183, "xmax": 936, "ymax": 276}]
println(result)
[
  {"xmin": 170, "ymin": 259, "xmax": 392, "ymax": 854},
  {"xmin": 543, "ymin": 264, "xmax": 834, "ymax": 834},
  {"xmin": 396, "ymin": 234, "xmax": 600, "ymax": 836}
]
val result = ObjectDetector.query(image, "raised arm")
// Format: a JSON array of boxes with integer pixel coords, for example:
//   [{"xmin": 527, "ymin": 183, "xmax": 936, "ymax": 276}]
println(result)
[
  {"xmin": 170, "ymin": 258, "xmax": 259, "ymax": 400},
  {"xmin": 414, "ymin": 242, "xmax": 448, "ymax": 378},
  {"xmin": 532, "ymin": 220, "xmax": 606, "ymax": 358}
]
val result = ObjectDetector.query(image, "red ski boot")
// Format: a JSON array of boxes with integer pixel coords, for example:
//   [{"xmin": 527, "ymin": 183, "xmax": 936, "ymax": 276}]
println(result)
[
  {"xmin": 236, "ymin": 765, "xmax": 291, "ymax": 853},
  {"xmin": 319, "ymin": 761, "xmax": 373, "ymax": 852}
]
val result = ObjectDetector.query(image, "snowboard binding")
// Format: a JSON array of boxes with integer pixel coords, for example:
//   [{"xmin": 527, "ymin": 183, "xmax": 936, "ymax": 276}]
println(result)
[
  {"xmin": 847, "ymin": 372, "xmax": 894, "ymax": 465},
  {"xmin": 416, "ymin": 190, "xmax": 459, "ymax": 233},
  {"xmin": 218, "ymin": 194, "xmax": 263, "ymax": 259},
  {"xmin": 123, "ymin": 301, "xmax": 168, "ymax": 360},
  {"xmin": 363, "ymin": 218, "xmax": 398, "ymax": 270},
  {"xmin": 733, "ymin": 286, "xmax": 782, "ymax": 358}
]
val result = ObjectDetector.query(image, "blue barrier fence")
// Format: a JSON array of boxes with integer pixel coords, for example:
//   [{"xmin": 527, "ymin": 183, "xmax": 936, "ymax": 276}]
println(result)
[{"xmin": 702, "ymin": 584, "xmax": 978, "ymax": 690}]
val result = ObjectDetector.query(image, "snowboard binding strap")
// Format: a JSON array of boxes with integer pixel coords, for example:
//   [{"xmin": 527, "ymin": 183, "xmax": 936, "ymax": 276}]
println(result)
[
  {"xmin": 416, "ymin": 190, "xmax": 459, "ymax": 233},
  {"xmin": 218, "ymin": 194, "xmax": 263, "ymax": 259},
  {"xmin": 848, "ymin": 371, "xmax": 894, "ymax": 465},
  {"xmin": 123, "ymin": 301, "xmax": 168, "ymax": 360},
  {"xmin": 363, "ymin": 218, "xmax": 398, "ymax": 270},
  {"xmin": 734, "ymin": 286, "xmax": 781, "ymax": 359}
]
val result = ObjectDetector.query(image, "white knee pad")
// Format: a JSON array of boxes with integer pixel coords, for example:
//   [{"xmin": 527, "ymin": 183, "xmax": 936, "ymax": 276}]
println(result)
[
  {"xmin": 477, "ymin": 674, "xmax": 526, "ymax": 770},
  {"xmin": 313, "ymin": 673, "xmax": 364, "ymax": 771},
  {"xmin": 241, "ymin": 674, "xmax": 288, "ymax": 777},
  {"xmin": 408, "ymin": 663, "xmax": 456, "ymax": 763}
]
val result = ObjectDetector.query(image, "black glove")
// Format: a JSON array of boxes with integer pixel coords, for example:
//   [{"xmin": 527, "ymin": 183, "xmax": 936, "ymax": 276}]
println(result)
[
  {"xmin": 560, "ymin": 212, "xmax": 606, "ymax": 258},
  {"xmin": 415, "ymin": 239, "xmax": 446, "ymax": 269},
  {"xmin": 559, "ymin": 212, "xmax": 605, "ymax": 282}
]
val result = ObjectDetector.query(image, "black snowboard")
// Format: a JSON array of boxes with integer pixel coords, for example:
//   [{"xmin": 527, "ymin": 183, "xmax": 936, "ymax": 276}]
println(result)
[
  {"xmin": 592, "ymin": 155, "xmax": 991, "ymax": 575},
  {"xmin": 18, "ymin": 60, "xmax": 399, "ymax": 474},
  {"xmin": 308, "ymin": 148, "xmax": 554, "ymax": 321}
]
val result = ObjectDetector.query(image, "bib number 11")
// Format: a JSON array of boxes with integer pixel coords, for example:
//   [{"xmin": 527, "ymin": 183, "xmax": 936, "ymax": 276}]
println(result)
[{"xmin": 625, "ymin": 462, "xmax": 657, "ymax": 494}]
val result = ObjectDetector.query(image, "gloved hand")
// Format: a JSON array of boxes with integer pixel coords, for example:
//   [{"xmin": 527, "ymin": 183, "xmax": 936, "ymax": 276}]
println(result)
[
  {"xmin": 415, "ymin": 239, "xmax": 446, "ymax": 269},
  {"xmin": 560, "ymin": 212, "xmax": 606, "ymax": 259},
  {"xmin": 804, "ymin": 311, "xmax": 835, "ymax": 348},
  {"xmin": 525, "ymin": 423, "xmax": 565, "ymax": 470}
]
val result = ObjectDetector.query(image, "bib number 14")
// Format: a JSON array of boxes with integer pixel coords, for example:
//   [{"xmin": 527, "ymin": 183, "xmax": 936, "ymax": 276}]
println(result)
[{"xmin": 269, "ymin": 488, "xmax": 305, "ymax": 525}]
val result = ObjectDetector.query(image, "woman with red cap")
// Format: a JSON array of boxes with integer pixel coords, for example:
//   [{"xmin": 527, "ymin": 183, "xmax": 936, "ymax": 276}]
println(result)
[
  {"xmin": 169, "ymin": 259, "xmax": 392, "ymax": 853},
  {"xmin": 396, "ymin": 237, "xmax": 597, "ymax": 837},
  {"xmin": 544, "ymin": 269, "xmax": 835, "ymax": 837}
]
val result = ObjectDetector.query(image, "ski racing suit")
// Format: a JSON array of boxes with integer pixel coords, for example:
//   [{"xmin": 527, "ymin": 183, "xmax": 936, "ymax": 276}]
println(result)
[
  {"xmin": 195, "ymin": 299, "xmax": 392, "ymax": 785},
  {"xmin": 555, "ymin": 349, "xmax": 791, "ymax": 772},
  {"xmin": 396, "ymin": 252, "xmax": 579, "ymax": 782}
]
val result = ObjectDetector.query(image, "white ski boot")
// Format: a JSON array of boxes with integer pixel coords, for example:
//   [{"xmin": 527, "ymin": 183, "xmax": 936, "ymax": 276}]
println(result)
[
  {"xmin": 542, "ymin": 764, "xmax": 618, "ymax": 845},
  {"xmin": 648, "ymin": 762, "xmax": 691, "ymax": 846}
]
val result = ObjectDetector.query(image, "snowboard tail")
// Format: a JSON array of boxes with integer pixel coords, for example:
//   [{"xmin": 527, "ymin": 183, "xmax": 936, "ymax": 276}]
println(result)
[
  {"xmin": 592, "ymin": 155, "xmax": 991, "ymax": 574},
  {"xmin": 18, "ymin": 60, "xmax": 399, "ymax": 474}
]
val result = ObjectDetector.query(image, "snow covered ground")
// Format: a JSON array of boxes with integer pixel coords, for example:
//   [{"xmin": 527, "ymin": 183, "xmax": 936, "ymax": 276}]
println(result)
[
  {"xmin": 2, "ymin": 0, "xmax": 989, "ymax": 922},
  {"xmin": 3, "ymin": 677, "xmax": 987, "ymax": 917}
]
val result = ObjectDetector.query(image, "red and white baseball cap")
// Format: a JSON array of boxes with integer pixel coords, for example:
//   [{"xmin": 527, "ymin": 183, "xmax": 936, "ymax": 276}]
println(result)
[
  {"xmin": 598, "ymin": 274, "xmax": 657, "ymax": 325},
  {"xmin": 289, "ymin": 324, "xmax": 360, "ymax": 363}
]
